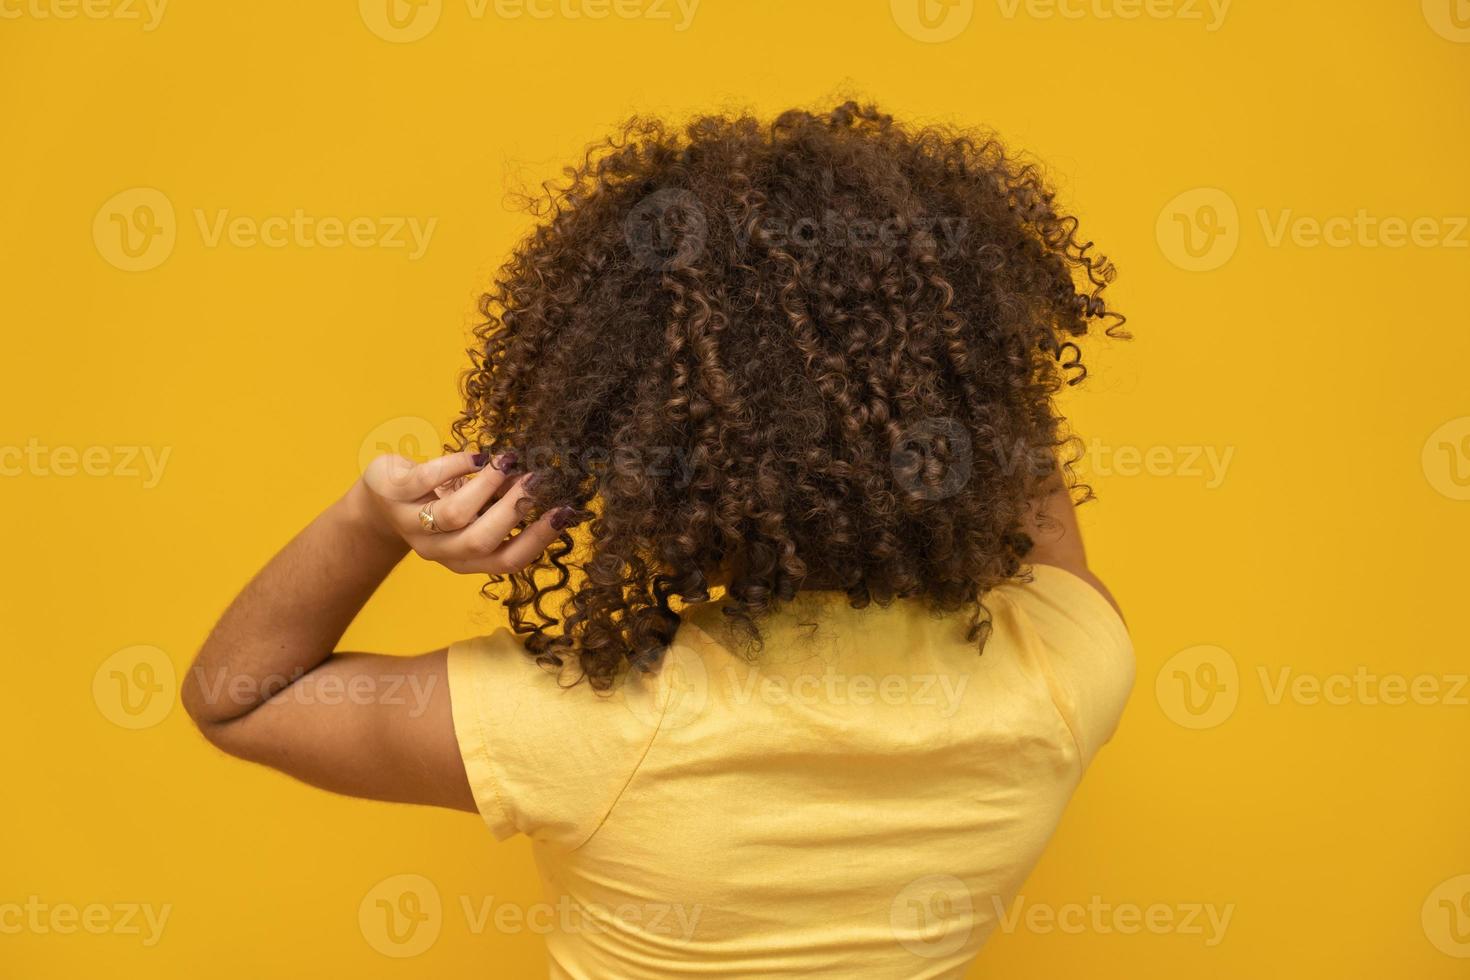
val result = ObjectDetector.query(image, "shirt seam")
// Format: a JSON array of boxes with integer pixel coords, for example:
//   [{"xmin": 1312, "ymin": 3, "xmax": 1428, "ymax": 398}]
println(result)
[
  {"xmin": 1023, "ymin": 563, "xmax": 1130, "ymax": 648},
  {"xmin": 565, "ymin": 625, "xmax": 692, "ymax": 853},
  {"xmin": 992, "ymin": 590, "xmax": 1090, "ymax": 769},
  {"xmin": 471, "ymin": 655, "xmax": 518, "ymax": 835},
  {"xmin": 452, "ymin": 638, "xmax": 518, "ymax": 838}
]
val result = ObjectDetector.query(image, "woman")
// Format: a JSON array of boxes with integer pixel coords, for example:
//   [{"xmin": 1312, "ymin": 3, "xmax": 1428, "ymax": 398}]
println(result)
[{"xmin": 184, "ymin": 102, "xmax": 1133, "ymax": 978}]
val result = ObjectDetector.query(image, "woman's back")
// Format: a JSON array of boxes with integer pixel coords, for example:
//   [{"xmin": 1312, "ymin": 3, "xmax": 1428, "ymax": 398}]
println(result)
[
  {"xmin": 184, "ymin": 102, "xmax": 1135, "ymax": 978},
  {"xmin": 449, "ymin": 565, "xmax": 1133, "ymax": 978}
]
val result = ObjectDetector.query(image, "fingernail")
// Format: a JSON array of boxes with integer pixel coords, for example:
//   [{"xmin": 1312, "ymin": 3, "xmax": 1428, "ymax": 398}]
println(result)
[
  {"xmin": 550, "ymin": 506, "xmax": 586, "ymax": 531},
  {"xmin": 491, "ymin": 451, "xmax": 519, "ymax": 474},
  {"xmin": 522, "ymin": 471, "xmax": 542, "ymax": 491},
  {"xmin": 471, "ymin": 450, "xmax": 490, "ymax": 468}
]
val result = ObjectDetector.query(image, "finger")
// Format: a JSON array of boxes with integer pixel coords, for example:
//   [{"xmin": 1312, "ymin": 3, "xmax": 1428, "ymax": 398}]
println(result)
[
  {"xmin": 370, "ymin": 486, "xmax": 464, "ymax": 540},
  {"xmin": 400, "ymin": 509, "xmax": 480, "ymax": 561},
  {"xmin": 464, "ymin": 507, "xmax": 584, "ymax": 575},
  {"xmin": 453, "ymin": 473, "xmax": 539, "ymax": 552},
  {"xmin": 367, "ymin": 450, "xmax": 485, "ymax": 503},
  {"xmin": 375, "ymin": 495, "xmax": 437, "ymax": 540},
  {"xmin": 433, "ymin": 449, "xmax": 518, "ymax": 499},
  {"xmin": 429, "ymin": 454, "xmax": 521, "ymax": 532},
  {"xmin": 401, "ymin": 465, "xmax": 525, "ymax": 556}
]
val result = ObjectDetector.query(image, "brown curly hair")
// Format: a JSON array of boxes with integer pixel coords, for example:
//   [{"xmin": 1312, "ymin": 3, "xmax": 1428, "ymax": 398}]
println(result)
[{"xmin": 449, "ymin": 100, "xmax": 1125, "ymax": 689}]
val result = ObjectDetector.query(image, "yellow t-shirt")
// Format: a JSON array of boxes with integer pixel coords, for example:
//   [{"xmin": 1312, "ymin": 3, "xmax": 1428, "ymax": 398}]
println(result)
[{"xmin": 448, "ymin": 564, "xmax": 1133, "ymax": 978}]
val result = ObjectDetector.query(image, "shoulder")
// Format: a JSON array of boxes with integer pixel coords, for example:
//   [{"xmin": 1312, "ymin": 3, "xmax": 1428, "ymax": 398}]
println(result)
[
  {"xmin": 994, "ymin": 564, "xmax": 1130, "ymax": 650},
  {"xmin": 992, "ymin": 565, "xmax": 1135, "ymax": 767},
  {"xmin": 446, "ymin": 629, "xmax": 661, "ymax": 846}
]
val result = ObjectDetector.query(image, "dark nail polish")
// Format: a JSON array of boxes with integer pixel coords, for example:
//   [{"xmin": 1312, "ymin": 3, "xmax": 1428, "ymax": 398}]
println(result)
[
  {"xmin": 522, "ymin": 471, "xmax": 542, "ymax": 491},
  {"xmin": 550, "ymin": 506, "xmax": 585, "ymax": 531},
  {"xmin": 492, "ymin": 451, "xmax": 519, "ymax": 474},
  {"xmin": 471, "ymin": 450, "xmax": 490, "ymax": 469}
]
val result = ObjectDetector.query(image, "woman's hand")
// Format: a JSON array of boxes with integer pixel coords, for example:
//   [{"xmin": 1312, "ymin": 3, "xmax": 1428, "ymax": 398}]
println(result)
[{"xmin": 350, "ymin": 449, "xmax": 583, "ymax": 576}]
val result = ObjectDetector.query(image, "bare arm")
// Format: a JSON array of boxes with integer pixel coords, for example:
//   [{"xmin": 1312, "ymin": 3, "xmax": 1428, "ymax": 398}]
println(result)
[
  {"xmin": 1018, "ymin": 467, "xmax": 1123, "ymax": 619},
  {"xmin": 182, "ymin": 451, "xmax": 574, "ymax": 810}
]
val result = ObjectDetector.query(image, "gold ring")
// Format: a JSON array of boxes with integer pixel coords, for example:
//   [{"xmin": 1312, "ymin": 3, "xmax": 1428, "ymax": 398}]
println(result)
[{"xmin": 418, "ymin": 501, "xmax": 442, "ymax": 533}]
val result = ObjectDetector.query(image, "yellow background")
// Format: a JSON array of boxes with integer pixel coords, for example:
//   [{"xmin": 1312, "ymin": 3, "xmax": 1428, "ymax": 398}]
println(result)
[{"xmin": 3, "ymin": 0, "xmax": 1468, "ymax": 975}]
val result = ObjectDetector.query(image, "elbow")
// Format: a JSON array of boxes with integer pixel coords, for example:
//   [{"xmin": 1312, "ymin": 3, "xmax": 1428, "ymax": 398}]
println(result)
[
  {"xmin": 181, "ymin": 685, "xmax": 250, "ymax": 760},
  {"xmin": 179, "ymin": 653, "xmax": 229, "ymax": 746},
  {"xmin": 179, "ymin": 653, "xmax": 277, "ymax": 765},
  {"xmin": 180, "ymin": 650, "xmax": 207, "ymax": 723},
  {"xmin": 180, "ymin": 675, "xmax": 219, "ymax": 745}
]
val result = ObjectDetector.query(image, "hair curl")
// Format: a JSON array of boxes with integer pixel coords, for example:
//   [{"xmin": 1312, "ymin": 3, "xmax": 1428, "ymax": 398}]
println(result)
[{"xmin": 449, "ymin": 100, "xmax": 1125, "ymax": 689}]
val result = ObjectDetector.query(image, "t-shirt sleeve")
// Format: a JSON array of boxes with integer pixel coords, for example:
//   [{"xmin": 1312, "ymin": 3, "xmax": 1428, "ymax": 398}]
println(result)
[
  {"xmin": 447, "ymin": 629, "xmax": 659, "ymax": 847},
  {"xmin": 999, "ymin": 564, "xmax": 1135, "ymax": 768}
]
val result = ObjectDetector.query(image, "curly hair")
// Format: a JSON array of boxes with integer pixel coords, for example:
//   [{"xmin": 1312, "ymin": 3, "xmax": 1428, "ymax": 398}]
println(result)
[{"xmin": 449, "ymin": 100, "xmax": 1125, "ymax": 690}]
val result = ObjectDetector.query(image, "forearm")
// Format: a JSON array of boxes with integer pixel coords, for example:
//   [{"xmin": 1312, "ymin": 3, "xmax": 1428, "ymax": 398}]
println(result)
[{"xmin": 182, "ymin": 481, "xmax": 408, "ymax": 727}]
